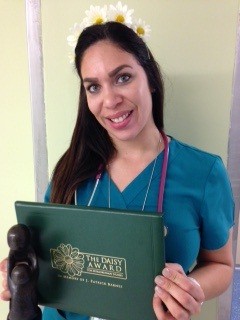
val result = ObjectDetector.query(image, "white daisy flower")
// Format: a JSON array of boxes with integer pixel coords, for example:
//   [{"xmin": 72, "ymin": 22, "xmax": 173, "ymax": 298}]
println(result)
[
  {"xmin": 68, "ymin": 51, "xmax": 75, "ymax": 65},
  {"xmin": 108, "ymin": 1, "xmax": 134, "ymax": 26},
  {"xmin": 67, "ymin": 21, "xmax": 87, "ymax": 48},
  {"xmin": 85, "ymin": 5, "xmax": 107, "ymax": 26},
  {"xmin": 133, "ymin": 18, "xmax": 151, "ymax": 41},
  {"xmin": 66, "ymin": 3, "xmax": 152, "ymax": 64}
]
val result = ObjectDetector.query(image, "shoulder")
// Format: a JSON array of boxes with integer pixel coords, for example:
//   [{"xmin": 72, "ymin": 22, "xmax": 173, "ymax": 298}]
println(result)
[
  {"xmin": 167, "ymin": 137, "xmax": 228, "ymax": 184},
  {"xmin": 169, "ymin": 137, "xmax": 222, "ymax": 166},
  {"xmin": 44, "ymin": 184, "xmax": 51, "ymax": 203}
]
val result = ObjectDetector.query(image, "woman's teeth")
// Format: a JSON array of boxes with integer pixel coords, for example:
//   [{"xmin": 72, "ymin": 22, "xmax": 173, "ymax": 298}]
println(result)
[{"xmin": 110, "ymin": 112, "xmax": 131, "ymax": 123}]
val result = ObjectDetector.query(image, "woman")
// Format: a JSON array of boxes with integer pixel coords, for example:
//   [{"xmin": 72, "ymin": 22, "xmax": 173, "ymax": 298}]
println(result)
[{"xmin": 0, "ymin": 7, "xmax": 234, "ymax": 320}]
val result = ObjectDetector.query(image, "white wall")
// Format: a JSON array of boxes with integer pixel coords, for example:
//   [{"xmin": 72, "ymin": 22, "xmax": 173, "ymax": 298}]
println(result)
[{"xmin": 0, "ymin": 0, "xmax": 239, "ymax": 318}]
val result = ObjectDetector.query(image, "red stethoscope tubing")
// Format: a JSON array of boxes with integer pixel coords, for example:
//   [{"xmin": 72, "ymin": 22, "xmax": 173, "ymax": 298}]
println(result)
[{"xmin": 158, "ymin": 131, "xmax": 169, "ymax": 213}]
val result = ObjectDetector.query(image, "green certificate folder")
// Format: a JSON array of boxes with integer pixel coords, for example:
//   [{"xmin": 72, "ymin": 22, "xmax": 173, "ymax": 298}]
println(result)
[{"xmin": 15, "ymin": 201, "xmax": 165, "ymax": 320}]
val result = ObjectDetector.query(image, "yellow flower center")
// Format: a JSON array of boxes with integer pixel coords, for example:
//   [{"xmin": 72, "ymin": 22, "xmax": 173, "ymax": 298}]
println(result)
[
  {"xmin": 137, "ymin": 26, "xmax": 145, "ymax": 36},
  {"xmin": 115, "ymin": 15, "xmax": 125, "ymax": 23},
  {"xmin": 94, "ymin": 16, "xmax": 104, "ymax": 25}
]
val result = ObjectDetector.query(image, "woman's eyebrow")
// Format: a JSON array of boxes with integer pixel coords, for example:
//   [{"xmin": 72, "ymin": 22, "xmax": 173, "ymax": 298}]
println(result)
[
  {"xmin": 108, "ymin": 64, "xmax": 132, "ymax": 77},
  {"xmin": 83, "ymin": 64, "xmax": 132, "ymax": 83}
]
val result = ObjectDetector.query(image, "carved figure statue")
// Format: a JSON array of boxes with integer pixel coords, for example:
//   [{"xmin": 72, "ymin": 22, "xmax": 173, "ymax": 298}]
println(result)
[{"xmin": 7, "ymin": 224, "xmax": 42, "ymax": 320}]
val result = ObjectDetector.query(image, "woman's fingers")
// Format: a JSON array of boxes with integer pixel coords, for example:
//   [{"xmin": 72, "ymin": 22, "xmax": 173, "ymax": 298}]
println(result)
[
  {"xmin": 155, "ymin": 275, "xmax": 201, "ymax": 316},
  {"xmin": 0, "ymin": 258, "xmax": 11, "ymax": 301},
  {"xmin": 154, "ymin": 266, "xmax": 204, "ymax": 319},
  {"xmin": 159, "ymin": 267, "xmax": 205, "ymax": 303},
  {"xmin": 2, "ymin": 277, "xmax": 8, "ymax": 290},
  {"xmin": 0, "ymin": 289, "xmax": 11, "ymax": 301},
  {"xmin": 0, "ymin": 276, "xmax": 11, "ymax": 301},
  {"xmin": 154, "ymin": 286, "xmax": 191, "ymax": 320},
  {"xmin": 0, "ymin": 258, "xmax": 8, "ymax": 272},
  {"xmin": 153, "ymin": 294, "xmax": 176, "ymax": 320},
  {"xmin": 165, "ymin": 263, "xmax": 185, "ymax": 275}
]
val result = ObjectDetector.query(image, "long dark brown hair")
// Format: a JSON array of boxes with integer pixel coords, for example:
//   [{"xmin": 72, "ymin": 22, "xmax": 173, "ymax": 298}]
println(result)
[{"xmin": 50, "ymin": 22, "xmax": 165, "ymax": 204}]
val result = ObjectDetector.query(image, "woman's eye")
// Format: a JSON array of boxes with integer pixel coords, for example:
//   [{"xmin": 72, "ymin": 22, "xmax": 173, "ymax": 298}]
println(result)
[
  {"xmin": 87, "ymin": 84, "xmax": 100, "ymax": 93},
  {"xmin": 117, "ymin": 74, "xmax": 131, "ymax": 84}
]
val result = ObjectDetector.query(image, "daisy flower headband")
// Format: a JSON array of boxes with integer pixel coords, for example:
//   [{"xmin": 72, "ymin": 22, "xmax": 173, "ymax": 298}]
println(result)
[{"xmin": 67, "ymin": 1, "xmax": 151, "ymax": 64}]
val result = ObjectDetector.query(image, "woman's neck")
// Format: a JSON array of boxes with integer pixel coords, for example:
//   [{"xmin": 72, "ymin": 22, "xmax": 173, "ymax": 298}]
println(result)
[
  {"xmin": 107, "ymin": 127, "xmax": 163, "ymax": 192},
  {"xmin": 112, "ymin": 127, "xmax": 162, "ymax": 162}
]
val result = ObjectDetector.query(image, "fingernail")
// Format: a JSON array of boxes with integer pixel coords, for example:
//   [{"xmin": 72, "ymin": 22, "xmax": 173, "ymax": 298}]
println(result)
[
  {"xmin": 162, "ymin": 268, "xmax": 171, "ymax": 277},
  {"xmin": 155, "ymin": 276, "xmax": 165, "ymax": 286},
  {"xmin": 155, "ymin": 286, "xmax": 164, "ymax": 294}
]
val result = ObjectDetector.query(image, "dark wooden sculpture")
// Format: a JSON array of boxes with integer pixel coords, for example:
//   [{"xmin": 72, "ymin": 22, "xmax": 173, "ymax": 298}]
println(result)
[{"xmin": 7, "ymin": 224, "xmax": 42, "ymax": 320}]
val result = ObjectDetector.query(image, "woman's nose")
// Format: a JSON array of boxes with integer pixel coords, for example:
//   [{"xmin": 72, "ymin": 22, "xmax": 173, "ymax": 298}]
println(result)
[{"xmin": 103, "ymin": 87, "xmax": 122, "ymax": 109}]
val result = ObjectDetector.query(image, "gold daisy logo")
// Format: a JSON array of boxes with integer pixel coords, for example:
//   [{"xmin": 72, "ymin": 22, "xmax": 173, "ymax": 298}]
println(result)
[
  {"xmin": 50, "ymin": 244, "xmax": 127, "ymax": 280},
  {"xmin": 51, "ymin": 243, "xmax": 84, "ymax": 277}
]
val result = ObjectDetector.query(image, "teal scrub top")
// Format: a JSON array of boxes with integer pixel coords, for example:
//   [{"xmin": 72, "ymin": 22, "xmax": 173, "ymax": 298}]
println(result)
[{"xmin": 43, "ymin": 138, "xmax": 234, "ymax": 320}]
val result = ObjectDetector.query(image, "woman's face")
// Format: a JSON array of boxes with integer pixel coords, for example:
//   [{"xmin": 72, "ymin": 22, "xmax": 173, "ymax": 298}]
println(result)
[{"xmin": 80, "ymin": 40, "xmax": 155, "ymax": 143}]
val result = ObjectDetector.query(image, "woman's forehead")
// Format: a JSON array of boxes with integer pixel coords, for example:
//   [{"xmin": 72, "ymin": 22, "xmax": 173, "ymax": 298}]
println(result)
[{"xmin": 80, "ymin": 40, "xmax": 139, "ymax": 76}]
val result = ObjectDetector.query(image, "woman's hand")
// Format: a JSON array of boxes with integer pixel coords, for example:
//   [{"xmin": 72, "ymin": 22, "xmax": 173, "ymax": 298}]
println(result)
[
  {"xmin": 153, "ymin": 263, "xmax": 205, "ymax": 320},
  {"xmin": 0, "ymin": 258, "xmax": 11, "ymax": 301}
]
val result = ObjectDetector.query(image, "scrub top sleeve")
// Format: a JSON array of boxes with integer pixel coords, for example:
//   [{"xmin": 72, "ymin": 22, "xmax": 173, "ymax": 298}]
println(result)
[
  {"xmin": 44, "ymin": 183, "xmax": 51, "ymax": 203},
  {"xmin": 200, "ymin": 157, "xmax": 234, "ymax": 250}
]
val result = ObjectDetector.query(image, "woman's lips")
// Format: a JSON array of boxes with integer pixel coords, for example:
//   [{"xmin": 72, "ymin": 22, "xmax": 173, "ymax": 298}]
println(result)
[
  {"xmin": 109, "ymin": 111, "xmax": 132, "ymax": 123},
  {"xmin": 107, "ymin": 110, "xmax": 133, "ymax": 128}
]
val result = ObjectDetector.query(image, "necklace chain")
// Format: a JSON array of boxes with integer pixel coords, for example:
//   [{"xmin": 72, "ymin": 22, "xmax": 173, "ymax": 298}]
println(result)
[
  {"xmin": 141, "ymin": 157, "xmax": 157, "ymax": 211},
  {"xmin": 77, "ymin": 135, "xmax": 162, "ymax": 208},
  {"xmin": 108, "ymin": 156, "xmax": 157, "ymax": 211},
  {"xmin": 108, "ymin": 135, "xmax": 161, "ymax": 210}
]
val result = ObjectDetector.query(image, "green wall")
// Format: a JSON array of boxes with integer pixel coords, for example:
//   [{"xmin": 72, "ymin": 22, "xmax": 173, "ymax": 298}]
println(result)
[
  {"xmin": 42, "ymin": 0, "xmax": 239, "ymax": 172},
  {"xmin": 0, "ymin": 0, "xmax": 35, "ymax": 317}
]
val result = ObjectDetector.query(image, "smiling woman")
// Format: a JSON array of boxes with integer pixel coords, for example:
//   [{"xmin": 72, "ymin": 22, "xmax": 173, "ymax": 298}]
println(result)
[
  {"xmin": 50, "ymin": 20, "xmax": 165, "ymax": 204},
  {"xmin": 38, "ymin": 15, "xmax": 234, "ymax": 320},
  {"xmin": 81, "ymin": 41, "xmax": 154, "ymax": 144}
]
